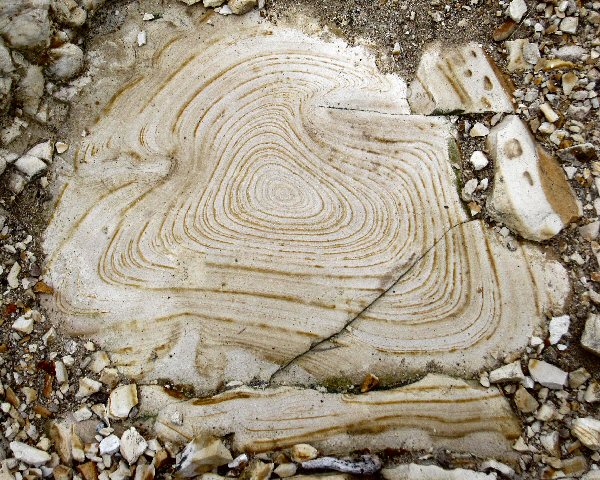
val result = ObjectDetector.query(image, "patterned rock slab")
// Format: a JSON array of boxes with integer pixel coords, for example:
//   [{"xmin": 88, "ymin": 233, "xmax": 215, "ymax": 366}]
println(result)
[
  {"xmin": 43, "ymin": 11, "xmax": 568, "ymax": 394},
  {"xmin": 140, "ymin": 374, "xmax": 521, "ymax": 462}
]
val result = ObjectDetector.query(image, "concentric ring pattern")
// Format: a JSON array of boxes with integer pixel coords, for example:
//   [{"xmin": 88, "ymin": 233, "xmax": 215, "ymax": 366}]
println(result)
[{"xmin": 44, "ymin": 17, "xmax": 567, "ymax": 392}]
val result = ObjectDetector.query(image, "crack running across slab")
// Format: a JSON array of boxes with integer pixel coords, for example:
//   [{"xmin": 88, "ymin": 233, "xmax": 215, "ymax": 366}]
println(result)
[{"xmin": 266, "ymin": 218, "xmax": 477, "ymax": 386}]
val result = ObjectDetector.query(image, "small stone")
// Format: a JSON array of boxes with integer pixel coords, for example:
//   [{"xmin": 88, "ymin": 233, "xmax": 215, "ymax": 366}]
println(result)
[
  {"xmin": 14, "ymin": 155, "xmax": 47, "ymax": 178},
  {"xmin": 290, "ymin": 444, "xmax": 318, "ymax": 463},
  {"xmin": 480, "ymin": 459, "xmax": 515, "ymax": 477},
  {"xmin": 508, "ymin": 0, "xmax": 527, "ymax": 22},
  {"xmin": 9, "ymin": 441, "xmax": 51, "ymax": 466},
  {"xmin": 540, "ymin": 431, "xmax": 560, "ymax": 456},
  {"xmin": 55, "ymin": 142, "xmax": 69, "ymax": 154},
  {"xmin": 540, "ymin": 103, "xmax": 559, "ymax": 123},
  {"xmin": 228, "ymin": 453, "xmax": 248, "ymax": 469},
  {"xmin": 557, "ymin": 143, "xmax": 598, "ymax": 163},
  {"xmin": 582, "ymin": 314, "xmax": 600, "ymax": 357},
  {"xmin": 489, "ymin": 361, "xmax": 525, "ymax": 384},
  {"xmin": 528, "ymin": 360, "xmax": 567, "ymax": 389},
  {"xmin": 12, "ymin": 313, "xmax": 34, "ymax": 334},
  {"xmin": 227, "ymin": 0, "xmax": 257, "ymax": 14},
  {"xmin": 470, "ymin": 123, "xmax": 490, "ymax": 137},
  {"xmin": 585, "ymin": 382, "xmax": 600, "ymax": 403},
  {"xmin": 580, "ymin": 222, "xmax": 600, "ymax": 241},
  {"xmin": 572, "ymin": 417, "xmax": 600, "ymax": 450},
  {"xmin": 108, "ymin": 384, "xmax": 138, "ymax": 419},
  {"xmin": 176, "ymin": 437, "xmax": 232, "ymax": 477},
  {"xmin": 142, "ymin": 12, "xmax": 155, "ymax": 20},
  {"xmin": 77, "ymin": 461, "xmax": 98, "ymax": 480},
  {"xmin": 137, "ymin": 31, "xmax": 147, "ymax": 47},
  {"xmin": 461, "ymin": 178, "xmax": 479, "ymax": 202},
  {"xmin": 75, "ymin": 377, "xmax": 102, "ymax": 398},
  {"xmin": 469, "ymin": 151, "xmax": 489, "ymax": 171},
  {"xmin": 562, "ymin": 72, "xmax": 578, "ymax": 96},
  {"xmin": 514, "ymin": 386, "xmax": 539, "ymax": 413},
  {"xmin": 50, "ymin": 422, "xmax": 72, "ymax": 465},
  {"xmin": 7, "ymin": 262, "xmax": 21, "ymax": 288},
  {"xmin": 204, "ymin": 0, "xmax": 226, "ymax": 6},
  {"xmin": 560, "ymin": 17, "xmax": 578, "ymax": 33},
  {"xmin": 120, "ymin": 427, "xmax": 148, "ymax": 464},
  {"xmin": 21, "ymin": 386, "xmax": 37, "ymax": 404},
  {"xmin": 240, "ymin": 460, "xmax": 274, "ymax": 480},
  {"xmin": 273, "ymin": 463, "xmax": 297, "ymax": 478},
  {"xmin": 549, "ymin": 315, "xmax": 570, "ymax": 345},
  {"xmin": 569, "ymin": 367, "xmax": 591, "ymax": 389},
  {"xmin": 99, "ymin": 434, "xmax": 120, "ymax": 455},
  {"xmin": 493, "ymin": 19, "xmax": 518, "ymax": 42},
  {"xmin": 73, "ymin": 406, "xmax": 92, "ymax": 421},
  {"xmin": 47, "ymin": 43, "xmax": 84, "ymax": 81},
  {"xmin": 27, "ymin": 140, "xmax": 53, "ymax": 162},
  {"xmin": 53, "ymin": 465, "xmax": 73, "ymax": 480},
  {"xmin": 88, "ymin": 351, "xmax": 110, "ymax": 373}
]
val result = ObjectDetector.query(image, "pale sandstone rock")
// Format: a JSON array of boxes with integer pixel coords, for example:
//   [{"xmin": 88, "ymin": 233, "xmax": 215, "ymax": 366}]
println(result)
[
  {"xmin": 0, "ymin": 0, "xmax": 51, "ymax": 50},
  {"xmin": 486, "ymin": 115, "xmax": 580, "ymax": 241},
  {"xmin": 514, "ymin": 386, "xmax": 539, "ymax": 413},
  {"xmin": 508, "ymin": 0, "xmax": 527, "ymax": 22},
  {"xmin": 50, "ymin": 422, "xmax": 72, "ymax": 465},
  {"xmin": 176, "ymin": 437, "xmax": 232, "ymax": 477},
  {"xmin": 99, "ymin": 434, "xmax": 120, "ymax": 455},
  {"xmin": 273, "ymin": 464, "xmax": 297, "ymax": 478},
  {"xmin": 582, "ymin": 314, "xmax": 600, "ymax": 357},
  {"xmin": 469, "ymin": 151, "xmax": 489, "ymax": 171},
  {"xmin": 204, "ymin": 0, "xmax": 225, "ymax": 6},
  {"xmin": 26, "ymin": 140, "xmax": 53, "ymax": 162},
  {"xmin": 240, "ymin": 460, "xmax": 274, "ymax": 480},
  {"xmin": 75, "ymin": 377, "xmax": 102, "ymax": 397},
  {"xmin": 409, "ymin": 42, "xmax": 513, "ymax": 114},
  {"xmin": 548, "ymin": 315, "xmax": 570, "ymax": 345},
  {"xmin": 528, "ymin": 360, "xmax": 567, "ymax": 389},
  {"xmin": 506, "ymin": 40, "xmax": 540, "ymax": 72},
  {"xmin": 489, "ymin": 361, "xmax": 524, "ymax": 384},
  {"xmin": 47, "ymin": 43, "xmax": 84, "ymax": 80},
  {"xmin": 108, "ymin": 384, "xmax": 138, "ymax": 419},
  {"xmin": 9, "ymin": 441, "xmax": 51, "ymax": 466},
  {"xmin": 120, "ymin": 427, "xmax": 148, "ymax": 465},
  {"xmin": 290, "ymin": 444, "xmax": 318, "ymax": 463},
  {"xmin": 14, "ymin": 154, "xmax": 47, "ymax": 178},
  {"xmin": 16, "ymin": 65, "xmax": 44, "ymax": 116},
  {"xmin": 572, "ymin": 417, "xmax": 600, "ymax": 450}
]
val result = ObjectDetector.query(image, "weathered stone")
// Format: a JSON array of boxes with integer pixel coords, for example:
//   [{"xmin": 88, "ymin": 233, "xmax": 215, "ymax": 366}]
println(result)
[
  {"xmin": 46, "ymin": 43, "xmax": 84, "ymax": 80},
  {"xmin": 9, "ymin": 441, "xmax": 51, "ymax": 466},
  {"xmin": 489, "ymin": 361, "xmax": 525, "ymax": 384},
  {"xmin": 557, "ymin": 143, "xmax": 598, "ymax": 163},
  {"xmin": 514, "ymin": 386, "xmax": 539, "ymax": 413},
  {"xmin": 549, "ymin": 315, "xmax": 569, "ymax": 345},
  {"xmin": 469, "ymin": 151, "xmax": 489, "ymax": 171},
  {"xmin": 0, "ymin": 0, "xmax": 51, "ymax": 50},
  {"xmin": 507, "ymin": 0, "xmax": 527, "ymax": 22},
  {"xmin": 108, "ymin": 384, "xmax": 138, "ymax": 419},
  {"xmin": 290, "ymin": 444, "xmax": 318, "ymax": 463},
  {"xmin": 273, "ymin": 464, "xmax": 297, "ymax": 478},
  {"xmin": 486, "ymin": 115, "xmax": 580, "ymax": 241},
  {"xmin": 409, "ymin": 42, "xmax": 513, "ymax": 114},
  {"xmin": 584, "ymin": 382, "xmax": 600, "ymax": 403},
  {"xmin": 572, "ymin": 417, "xmax": 600, "ymax": 450},
  {"xmin": 16, "ymin": 65, "xmax": 44, "ymax": 116},
  {"xmin": 204, "ymin": 0, "xmax": 225, "ymax": 6},
  {"xmin": 50, "ymin": 422, "xmax": 72, "ymax": 465},
  {"xmin": 569, "ymin": 368, "xmax": 591, "ymax": 389},
  {"xmin": 77, "ymin": 461, "xmax": 98, "ymax": 480},
  {"xmin": 14, "ymin": 154, "xmax": 47, "ymax": 178},
  {"xmin": 582, "ymin": 314, "xmax": 600, "ymax": 357},
  {"xmin": 75, "ymin": 377, "xmax": 102, "ymax": 397},
  {"xmin": 540, "ymin": 431, "xmax": 560, "ymax": 457},
  {"xmin": 528, "ymin": 360, "xmax": 567, "ymax": 389},
  {"xmin": 175, "ymin": 437, "xmax": 232, "ymax": 477},
  {"xmin": 240, "ymin": 460, "xmax": 274, "ymax": 480},
  {"xmin": 506, "ymin": 39, "xmax": 540, "ymax": 72},
  {"xmin": 120, "ymin": 427, "xmax": 148, "ymax": 465},
  {"xmin": 99, "ymin": 434, "xmax": 120, "ymax": 455},
  {"xmin": 52, "ymin": 465, "xmax": 73, "ymax": 480}
]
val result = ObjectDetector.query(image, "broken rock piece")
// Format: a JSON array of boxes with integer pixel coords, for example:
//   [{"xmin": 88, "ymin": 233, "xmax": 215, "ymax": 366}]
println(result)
[
  {"xmin": 528, "ymin": 360, "xmax": 567, "ymax": 389},
  {"xmin": 108, "ymin": 384, "xmax": 138, "ymax": 419},
  {"xmin": 409, "ymin": 42, "xmax": 513, "ymax": 114},
  {"xmin": 176, "ymin": 437, "xmax": 233, "ymax": 477},
  {"xmin": 582, "ymin": 314, "xmax": 600, "ymax": 357},
  {"xmin": 486, "ymin": 115, "xmax": 580, "ymax": 241}
]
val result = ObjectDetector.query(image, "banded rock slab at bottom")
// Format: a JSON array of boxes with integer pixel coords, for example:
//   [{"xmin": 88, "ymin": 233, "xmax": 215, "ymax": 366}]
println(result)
[{"xmin": 139, "ymin": 374, "xmax": 521, "ymax": 463}]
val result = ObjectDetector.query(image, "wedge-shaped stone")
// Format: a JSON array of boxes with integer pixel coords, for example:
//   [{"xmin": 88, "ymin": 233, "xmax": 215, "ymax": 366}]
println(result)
[
  {"xmin": 487, "ymin": 115, "xmax": 581, "ymax": 241},
  {"xmin": 141, "ymin": 374, "xmax": 520, "ymax": 462},
  {"xmin": 44, "ymin": 12, "xmax": 568, "ymax": 394},
  {"xmin": 409, "ymin": 42, "xmax": 514, "ymax": 114}
]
